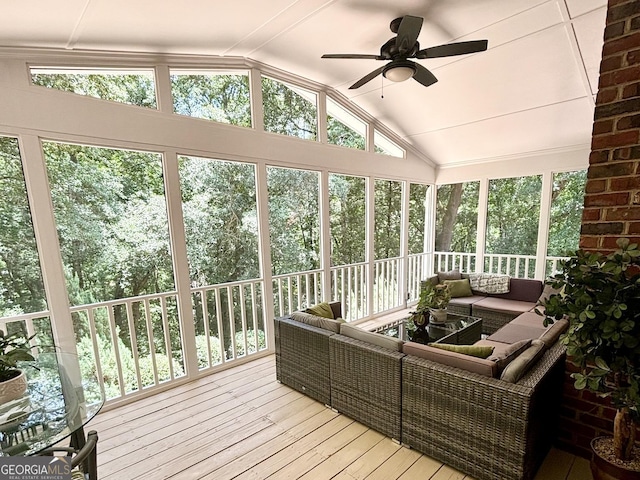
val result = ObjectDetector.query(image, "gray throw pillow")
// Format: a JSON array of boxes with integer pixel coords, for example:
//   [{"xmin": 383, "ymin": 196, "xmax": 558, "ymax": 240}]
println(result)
[
  {"xmin": 487, "ymin": 339, "xmax": 531, "ymax": 372},
  {"xmin": 438, "ymin": 270, "xmax": 462, "ymax": 283},
  {"xmin": 290, "ymin": 311, "xmax": 344, "ymax": 333},
  {"xmin": 500, "ymin": 339, "xmax": 546, "ymax": 383}
]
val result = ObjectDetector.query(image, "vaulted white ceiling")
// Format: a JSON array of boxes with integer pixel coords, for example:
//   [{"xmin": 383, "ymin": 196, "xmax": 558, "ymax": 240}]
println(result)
[{"xmin": 0, "ymin": 0, "xmax": 606, "ymax": 167}]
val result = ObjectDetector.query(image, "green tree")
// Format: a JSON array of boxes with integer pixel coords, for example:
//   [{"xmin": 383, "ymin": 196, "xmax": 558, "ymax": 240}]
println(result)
[
  {"xmin": 547, "ymin": 170, "xmax": 587, "ymax": 256},
  {"xmin": 262, "ymin": 77, "xmax": 317, "ymax": 140},
  {"xmin": 435, "ymin": 182, "xmax": 479, "ymax": 252},
  {"xmin": 0, "ymin": 137, "xmax": 47, "ymax": 317},
  {"xmin": 486, "ymin": 176, "xmax": 542, "ymax": 255},
  {"xmin": 374, "ymin": 179, "xmax": 402, "ymax": 259},
  {"xmin": 329, "ymin": 174, "xmax": 366, "ymax": 266},
  {"xmin": 171, "ymin": 73, "xmax": 251, "ymax": 126},
  {"xmin": 31, "ymin": 72, "xmax": 156, "ymax": 108}
]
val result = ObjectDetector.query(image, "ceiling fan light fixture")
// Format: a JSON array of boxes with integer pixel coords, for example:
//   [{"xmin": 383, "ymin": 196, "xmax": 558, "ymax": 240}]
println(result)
[{"xmin": 383, "ymin": 64, "xmax": 415, "ymax": 83}]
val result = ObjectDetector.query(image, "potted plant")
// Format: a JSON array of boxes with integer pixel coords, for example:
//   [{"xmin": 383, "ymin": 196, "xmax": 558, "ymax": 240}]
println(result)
[
  {"xmin": 540, "ymin": 238, "xmax": 640, "ymax": 479},
  {"xmin": 0, "ymin": 329, "xmax": 36, "ymax": 405},
  {"xmin": 411, "ymin": 281, "xmax": 451, "ymax": 326}
]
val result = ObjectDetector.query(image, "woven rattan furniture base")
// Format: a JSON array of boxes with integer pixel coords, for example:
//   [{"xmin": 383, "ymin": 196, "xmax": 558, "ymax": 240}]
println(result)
[
  {"xmin": 401, "ymin": 342, "xmax": 565, "ymax": 480},
  {"xmin": 275, "ymin": 316, "xmax": 333, "ymax": 405},
  {"xmin": 329, "ymin": 334, "xmax": 404, "ymax": 441}
]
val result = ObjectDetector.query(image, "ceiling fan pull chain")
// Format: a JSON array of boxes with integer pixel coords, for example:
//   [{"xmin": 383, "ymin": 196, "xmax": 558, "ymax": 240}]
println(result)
[{"xmin": 381, "ymin": 76, "xmax": 384, "ymax": 99}]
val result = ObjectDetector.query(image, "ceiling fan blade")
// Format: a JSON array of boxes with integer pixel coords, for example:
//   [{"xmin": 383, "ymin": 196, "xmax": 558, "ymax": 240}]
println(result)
[
  {"xmin": 416, "ymin": 39, "xmax": 488, "ymax": 59},
  {"xmin": 395, "ymin": 15, "xmax": 423, "ymax": 55},
  {"xmin": 322, "ymin": 54, "xmax": 382, "ymax": 60},
  {"xmin": 349, "ymin": 66, "xmax": 386, "ymax": 89},
  {"xmin": 413, "ymin": 64, "xmax": 438, "ymax": 87}
]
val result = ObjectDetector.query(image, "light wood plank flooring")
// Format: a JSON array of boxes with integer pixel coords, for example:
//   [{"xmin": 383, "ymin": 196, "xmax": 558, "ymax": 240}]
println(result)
[{"xmin": 90, "ymin": 355, "xmax": 591, "ymax": 480}]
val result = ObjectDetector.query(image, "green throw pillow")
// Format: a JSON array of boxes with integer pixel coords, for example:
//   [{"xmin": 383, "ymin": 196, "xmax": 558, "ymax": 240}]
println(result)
[
  {"xmin": 443, "ymin": 278, "xmax": 473, "ymax": 298},
  {"xmin": 427, "ymin": 343, "xmax": 494, "ymax": 359},
  {"xmin": 305, "ymin": 302, "xmax": 334, "ymax": 319}
]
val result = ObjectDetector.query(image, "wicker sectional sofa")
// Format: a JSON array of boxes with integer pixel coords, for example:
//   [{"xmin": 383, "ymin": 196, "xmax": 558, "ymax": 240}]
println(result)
[{"xmin": 274, "ymin": 298, "xmax": 567, "ymax": 480}]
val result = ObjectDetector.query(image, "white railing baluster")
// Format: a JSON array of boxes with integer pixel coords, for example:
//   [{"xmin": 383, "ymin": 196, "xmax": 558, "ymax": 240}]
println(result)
[
  {"xmin": 143, "ymin": 298, "xmax": 159, "ymax": 386},
  {"xmin": 125, "ymin": 301, "xmax": 142, "ymax": 391},
  {"xmin": 226, "ymin": 286, "xmax": 236, "ymax": 361},
  {"xmin": 239, "ymin": 284, "xmax": 248, "ymax": 357},
  {"xmin": 87, "ymin": 308, "xmax": 105, "ymax": 397},
  {"xmin": 200, "ymin": 290, "xmax": 212, "ymax": 368},
  {"xmin": 107, "ymin": 304, "xmax": 126, "ymax": 398},
  {"xmin": 159, "ymin": 295, "xmax": 175, "ymax": 379},
  {"xmin": 214, "ymin": 288, "xmax": 225, "ymax": 364}
]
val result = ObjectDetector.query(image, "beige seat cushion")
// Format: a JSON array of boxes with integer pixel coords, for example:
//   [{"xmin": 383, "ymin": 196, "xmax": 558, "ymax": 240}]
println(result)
[
  {"xmin": 538, "ymin": 318, "xmax": 569, "ymax": 347},
  {"xmin": 339, "ymin": 323, "xmax": 404, "ymax": 352},
  {"xmin": 449, "ymin": 295, "xmax": 485, "ymax": 307},
  {"xmin": 487, "ymin": 323, "xmax": 546, "ymax": 344},
  {"xmin": 500, "ymin": 339, "xmax": 547, "ymax": 383},
  {"xmin": 473, "ymin": 297, "xmax": 536, "ymax": 315},
  {"xmin": 403, "ymin": 341, "xmax": 497, "ymax": 377}
]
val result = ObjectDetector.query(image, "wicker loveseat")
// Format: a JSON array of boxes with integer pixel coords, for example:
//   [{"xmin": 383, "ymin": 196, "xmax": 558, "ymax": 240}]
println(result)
[{"xmin": 274, "ymin": 299, "xmax": 566, "ymax": 480}]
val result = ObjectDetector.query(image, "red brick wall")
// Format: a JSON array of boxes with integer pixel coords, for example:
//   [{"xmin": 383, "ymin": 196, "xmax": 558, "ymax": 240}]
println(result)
[{"xmin": 557, "ymin": 0, "xmax": 640, "ymax": 458}]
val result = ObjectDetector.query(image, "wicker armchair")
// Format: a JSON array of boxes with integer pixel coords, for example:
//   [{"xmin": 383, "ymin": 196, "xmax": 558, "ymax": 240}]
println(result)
[
  {"xmin": 329, "ymin": 334, "xmax": 405, "ymax": 442},
  {"xmin": 401, "ymin": 342, "xmax": 565, "ymax": 480}
]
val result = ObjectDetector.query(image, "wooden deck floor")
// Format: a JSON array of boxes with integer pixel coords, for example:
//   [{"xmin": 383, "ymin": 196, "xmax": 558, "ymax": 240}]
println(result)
[{"xmin": 90, "ymin": 354, "xmax": 592, "ymax": 480}]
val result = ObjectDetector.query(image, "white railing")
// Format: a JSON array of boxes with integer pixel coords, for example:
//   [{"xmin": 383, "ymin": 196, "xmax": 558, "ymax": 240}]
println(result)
[
  {"xmin": 191, "ymin": 279, "xmax": 266, "ymax": 370},
  {"xmin": 70, "ymin": 291, "xmax": 184, "ymax": 403},
  {"xmin": 330, "ymin": 262, "xmax": 367, "ymax": 321},
  {"xmin": 484, "ymin": 254, "xmax": 537, "ymax": 278},
  {"xmin": 0, "ymin": 310, "xmax": 51, "ymax": 353},
  {"xmin": 407, "ymin": 253, "xmax": 430, "ymax": 303},
  {"xmin": 434, "ymin": 251, "xmax": 570, "ymax": 279},
  {"xmin": 433, "ymin": 251, "xmax": 476, "ymax": 274},
  {"xmin": 373, "ymin": 257, "xmax": 402, "ymax": 314},
  {"xmin": 272, "ymin": 269, "xmax": 323, "ymax": 317},
  {"xmin": 545, "ymin": 256, "xmax": 567, "ymax": 277}
]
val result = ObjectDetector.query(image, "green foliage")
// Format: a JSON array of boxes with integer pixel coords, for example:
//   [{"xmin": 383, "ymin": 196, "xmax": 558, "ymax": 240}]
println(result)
[
  {"xmin": 171, "ymin": 73, "xmax": 251, "ymax": 126},
  {"xmin": 327, "ymin": 116, "xmax": 365, "ymax": 149},
  {"xmin": 77, "ymin": 333, "xmax": 184, "ymax": 399},
  {"xmin": 541, "ymin": 238, "xmax": 640, "ymax": 425},
  {"xmin": 0, "ymin": 137, "xmax": 47, "ymax": 317},
  {"xmin": 267, "ymin": 167, "xmax": 320, "ymax": 275},
  {"xmin": 408, "ymin": 183, "xmax": 431, "ymax": 255},
  {"xmin": 0, "ymin": 329, "xmax": 35, "ymax": 382},
  {"xmin": 374, "ymin": 179, "xmax": 402, "ymax": 260},
  {"xmin": 418, "ymin": 282, "xmax": 451, "ymax": 310},
  {"xmin": 234, "ymin": 329, "xmax": 267, "ymax": 356},
  {"xmin": 262, "ymin": 77, "xmax": 317, "ymax": 140},
  {"xmin": 436, "ymin": 182, "xmax": 479, "ymax": 252},
  {"xmin": 547, "ymin": 170, "xmax": 587, "ymax": 256},
  {"xmin": 31, "ymin": 72, "xmax": 157, "ymax": 108},
  {"xmin": 195, "ymin": 334, "xmax": 223, "ymax": 368},
  {"xmin": 329, "ymin": 174, "xmax": 366, "ymax": 266},
  {"xmin": 486, "ymin": 176, "xmax": 541, "ymax": 255},
  {"xmin": 180, "ymin": 157, "xmax": 260, "ymax": 285}
]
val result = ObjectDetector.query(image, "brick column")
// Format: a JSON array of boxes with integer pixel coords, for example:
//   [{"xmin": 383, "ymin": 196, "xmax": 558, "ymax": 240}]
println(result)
[{"xmin": 557, "ymin": 0, "xmax": 640, "ymax": 458}]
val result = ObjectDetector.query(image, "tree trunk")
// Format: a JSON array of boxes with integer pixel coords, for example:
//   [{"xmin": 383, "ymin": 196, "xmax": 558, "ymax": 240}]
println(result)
[
  {"xmin": 436, "ymin": 183, "xmax": 464, "ymax": 251},
  {"xmin": 614, "ymin": 407, "xmax": 636, "ymax": 460}
]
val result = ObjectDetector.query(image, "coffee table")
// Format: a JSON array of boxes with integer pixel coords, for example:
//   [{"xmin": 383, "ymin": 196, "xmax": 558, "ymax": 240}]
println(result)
[{"xmin": 371, "ymin": 312, "xmax": 482, "ymax": 345}]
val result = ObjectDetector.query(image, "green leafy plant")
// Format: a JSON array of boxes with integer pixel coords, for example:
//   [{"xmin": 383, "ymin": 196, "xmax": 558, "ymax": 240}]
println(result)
[
  {"xmin": 0, "ymin": 330, "xmax": 36, "ymax": 382},
  {"xmin": 539, "ymin": 238, "xmax": 640, "ymax": 461},
  {"xmin": 411, "ymin": 281, "xmax": 451, "ymax": 326}
]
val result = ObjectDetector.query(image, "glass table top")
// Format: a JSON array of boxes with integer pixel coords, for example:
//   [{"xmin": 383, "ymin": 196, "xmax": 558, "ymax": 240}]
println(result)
[
  {"xmin": 0, "ymin": 351, "xmax": 104, "ymax": 456},
  {"xmin": 373, "ymin": 312, "xmax": 482, "ymax": 345}
]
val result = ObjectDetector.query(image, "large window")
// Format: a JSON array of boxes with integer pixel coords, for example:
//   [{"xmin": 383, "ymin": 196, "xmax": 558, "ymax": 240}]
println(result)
[
  {"xmin": 548, "ymin": 170, "xmax": 587, "ymax": 256},
  {"xmin": 44, "ymin": 142, "xmax": 179, "ymax": 397},
  {"xmin": 374, "ymin": 179, "xmax": 402, "ymax": 260},
  {"xmin": 329, "ymin": 174, "xmax": 366, "ymax": 266},
  {"xmin": 486, "ymin": 175, "xmax": 542, "ymax": 276},
  {"xmin": 31, "ymin": 68, "xmax": 157, "ymax": 108},
  {"xmin": 267, "ymin": 167, "xmax": 320, "ymax": 275},
  {"xmin": 374, "ymin": 130, "xmax": 404, "ymax": 158},
  {"xmin": 436, "ymin": 182, "xmax": 479, "ymax": 253},
  {"xmin": 0, "ymin": 137, "xmax": 47, "ymax": 317},
  {"xmin": 408, "ymin": 183, "xmax": 432, "ymax": 255},
  {"xmin": 262, "ymin": 77, "xmax": 317, "ymax": 140},
  {"xmin": 267, "ymin": 167, "xmax": 321, "ymax": 314},
  {"xmin": 170, "ymin": 70, "xmax": 252, "ymax": 127},
  {"xmin": 327, "ymin": 98, "xmax": 366, "ymax": 150},
  {"xmin": 179, "ymin": 156, "xmax": 263, "ymax": 366}
]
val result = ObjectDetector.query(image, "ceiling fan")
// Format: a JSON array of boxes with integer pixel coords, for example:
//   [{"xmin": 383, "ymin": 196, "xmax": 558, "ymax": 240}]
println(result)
[{"xmin": 321, "ymin": 15, "xmax": 488, "ymax": 89}]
